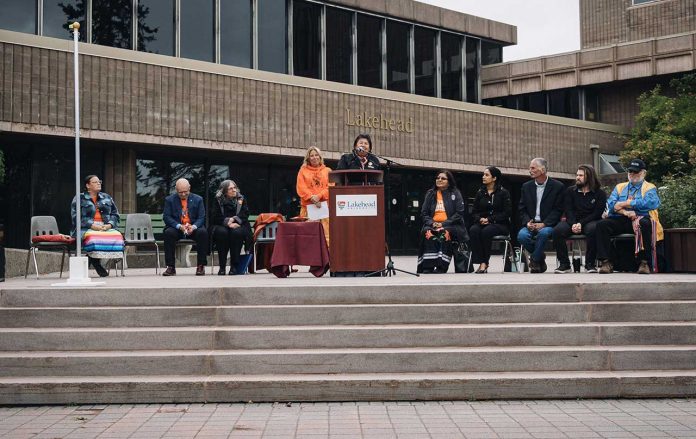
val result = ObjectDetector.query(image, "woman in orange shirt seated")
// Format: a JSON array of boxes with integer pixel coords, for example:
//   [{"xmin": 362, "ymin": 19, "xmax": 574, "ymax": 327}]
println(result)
[
  {"xmin": 296, "ymin": 146, "xmax": 331, "ymax": 246},
  {"xmin": 417, "ymin": 170, "xmax": 469, "ymax": 274}
]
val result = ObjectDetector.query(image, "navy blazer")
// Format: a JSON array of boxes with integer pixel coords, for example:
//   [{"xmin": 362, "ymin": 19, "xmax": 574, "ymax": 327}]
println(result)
[
  {"xmin": 518, "ymin": 177, "xmax": 565, "ymax": 227},
  {"xmin": 163, "ymin": 193, "xmax": 206, "ymax": 230}
]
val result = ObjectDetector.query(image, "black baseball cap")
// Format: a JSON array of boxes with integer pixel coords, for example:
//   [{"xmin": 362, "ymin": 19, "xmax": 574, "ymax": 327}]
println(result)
[{"xmin": 626, "ymin": 159, "xmax": 646, "ymax": 172}]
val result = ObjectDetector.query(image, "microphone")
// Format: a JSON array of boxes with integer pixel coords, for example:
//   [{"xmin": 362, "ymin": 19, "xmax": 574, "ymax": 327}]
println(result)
[{"xmin": 355, "ymin": 146, "xmax": 366, "ymax": 153}]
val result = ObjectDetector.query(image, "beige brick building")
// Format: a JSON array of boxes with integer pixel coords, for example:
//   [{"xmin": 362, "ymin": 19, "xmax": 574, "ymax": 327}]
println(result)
[{"xmin": 0, "ymin": 0, "xmax": 625, "ymax": 252}]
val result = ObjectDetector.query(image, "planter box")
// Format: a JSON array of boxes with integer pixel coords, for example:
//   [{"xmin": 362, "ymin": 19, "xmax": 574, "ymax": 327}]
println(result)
[{"xmin": 665, "ymin": 228, "xmax": 696, "ymax": 273}]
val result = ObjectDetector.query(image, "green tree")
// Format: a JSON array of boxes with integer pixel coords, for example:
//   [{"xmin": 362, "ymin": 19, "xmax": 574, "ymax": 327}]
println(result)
[{"xmin": 620, "ymin": 74, "xmax": 696, "ymax": 184}]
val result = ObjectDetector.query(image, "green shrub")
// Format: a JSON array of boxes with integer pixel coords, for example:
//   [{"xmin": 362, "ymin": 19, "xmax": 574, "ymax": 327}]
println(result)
[{"xmin": 658, "ymin": 174, "xmax": 696, "ymax": 228}]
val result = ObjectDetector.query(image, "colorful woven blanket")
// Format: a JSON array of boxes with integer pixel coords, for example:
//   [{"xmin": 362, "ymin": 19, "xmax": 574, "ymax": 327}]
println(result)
[{"xmin": 83, "ymin": 230, "xmax": 125, "ymax": 253}]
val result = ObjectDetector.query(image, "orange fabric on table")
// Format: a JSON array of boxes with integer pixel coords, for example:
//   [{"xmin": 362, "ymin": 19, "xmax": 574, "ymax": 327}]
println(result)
[
  {"xmin": 251, "ymin": 213, "xmax": 285, "ymax": 272},
  {"xmin": 180, "ymin": 198, "xmax": 190, "ymax": 225},
  {"xmin": 92, "ymin": 196, "xmax": 103, "ymax": 223},
  {"xmin": 432, "ymin": 190, "xmax": 448, "ymax": 223},
  {"xmin": 296, "ymin": 164, "xmax": 331, "ymax": 207}
]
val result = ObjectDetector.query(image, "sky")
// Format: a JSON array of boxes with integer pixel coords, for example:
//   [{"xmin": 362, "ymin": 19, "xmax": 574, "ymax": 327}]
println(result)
[{"xmin": 421, "ymin": 0, "xmax": 581, "ymax": 62}]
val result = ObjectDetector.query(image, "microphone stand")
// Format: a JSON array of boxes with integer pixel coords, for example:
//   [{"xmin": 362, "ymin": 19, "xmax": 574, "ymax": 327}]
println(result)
[{"xmin": 366, "ymin": 154, "xmax": 419, "ymax": 277}]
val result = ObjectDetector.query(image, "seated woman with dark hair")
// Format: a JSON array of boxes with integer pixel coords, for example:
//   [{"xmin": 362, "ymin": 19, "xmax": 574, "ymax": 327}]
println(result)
[
  {"xmin": 71, "ymin": 175, "xmax": 124, "ymax": 277},
  {"xmin": 469, "ymin": 166, "xmax": 512, "ymax": 273},
  {"xmin": 417, "ymin": 170, "xmax": 469, "ymax": 274},
  {"xmin": 211, "ymin": 179, "xmax": 252, "ymax": 275}
]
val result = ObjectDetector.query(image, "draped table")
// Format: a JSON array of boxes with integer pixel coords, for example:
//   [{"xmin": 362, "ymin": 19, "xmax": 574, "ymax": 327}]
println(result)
[{"xmin": 269, "ymin": 222, "xmax": 329, "ymax": 278}]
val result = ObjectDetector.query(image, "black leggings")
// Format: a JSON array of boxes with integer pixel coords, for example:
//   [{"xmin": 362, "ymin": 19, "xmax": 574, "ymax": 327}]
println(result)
[
  {"xmin": 213, "ymin": 226, "xmax": 250, "ymax": 268},
  {"xmin": 468, "ymin": 223, "xmax": 509, "ymax": 265}
]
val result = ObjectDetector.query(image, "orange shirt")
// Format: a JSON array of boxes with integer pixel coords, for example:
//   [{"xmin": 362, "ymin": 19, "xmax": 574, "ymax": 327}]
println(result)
[
  {"xmin": 92, "ymin": 196, "xmax": 103, "ymax": 223},
  {"xmin": 296, "ymin": 164, "xmax": 331, "ymax": 207},
  {"xmin": 433, "ymin": 191, "xmax": 448, "ymax": 223},
  {"xmin": 180, "ymin": 198, "xmax": 191, "ymax": 225}
]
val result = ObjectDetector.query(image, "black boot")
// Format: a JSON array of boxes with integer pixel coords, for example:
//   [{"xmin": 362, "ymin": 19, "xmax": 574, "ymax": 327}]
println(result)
[{"xmin": 89, "ymin": 257, "xmax": 109, "ymax": 277}]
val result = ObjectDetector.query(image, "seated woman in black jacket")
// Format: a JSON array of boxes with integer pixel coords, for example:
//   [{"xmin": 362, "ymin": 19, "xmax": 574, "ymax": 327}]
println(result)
[
  {"xmin": 211, "ymin": 179, "xmax": 252, "ymax": 275},
  {"xmin": 468, "ymin": 166, "xmax": 512, "ymax": 273},
  {"xmin": 417, "ymin": 170, "xmax": 469, "ymax": 274}
]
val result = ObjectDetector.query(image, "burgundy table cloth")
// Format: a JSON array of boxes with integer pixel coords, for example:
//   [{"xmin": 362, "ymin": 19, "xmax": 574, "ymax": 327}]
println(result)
[{"xmin": 269, "ymin": 222, "xmax": 330, "ymax": 278}]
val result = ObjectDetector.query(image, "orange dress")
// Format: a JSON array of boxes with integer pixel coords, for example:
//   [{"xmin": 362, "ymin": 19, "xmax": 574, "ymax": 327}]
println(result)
[{"xmin": 296, "ymin": 163, "xmax": 331, "ymax": 246}]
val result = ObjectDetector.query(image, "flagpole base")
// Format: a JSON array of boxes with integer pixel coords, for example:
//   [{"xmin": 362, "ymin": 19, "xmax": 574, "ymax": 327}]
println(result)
[{"xmin": 51, "ymin": 256, "xmax": 104, "ymax": 287}]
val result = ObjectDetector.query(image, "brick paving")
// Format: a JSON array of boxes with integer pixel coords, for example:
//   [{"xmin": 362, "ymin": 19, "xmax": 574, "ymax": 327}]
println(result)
[{"xmin": 0, "ymin": 400, "xmax": 695, "ymax": 439}]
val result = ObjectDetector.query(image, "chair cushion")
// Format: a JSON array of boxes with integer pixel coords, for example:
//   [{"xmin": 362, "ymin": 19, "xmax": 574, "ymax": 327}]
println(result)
[{"xmin": 31, "ymin": 234, "xmax": 76, "ymax": 244}]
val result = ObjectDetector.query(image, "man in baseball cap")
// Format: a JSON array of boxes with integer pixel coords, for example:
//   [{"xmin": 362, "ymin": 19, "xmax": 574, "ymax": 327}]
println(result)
[{"xmin": 594, "ymin": 158, "xmax": 663, "ymax": 274}]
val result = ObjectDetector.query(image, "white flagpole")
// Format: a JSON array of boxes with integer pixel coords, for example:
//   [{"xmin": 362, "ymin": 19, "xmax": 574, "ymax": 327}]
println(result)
[{"xmin": 55, "ymin": 22, "xmax": 104, "ymax": 286}]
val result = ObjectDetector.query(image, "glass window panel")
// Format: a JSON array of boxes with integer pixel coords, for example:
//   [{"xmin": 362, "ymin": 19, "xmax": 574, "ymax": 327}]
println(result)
[
  {"xmin": 136, "ymin": 158, "xmax": 205, "ymax": 213},
  {"xmin": 43, "ymin": 0, "xmax": 86, "ymax": 41},
  {"xmin": 326, "ymin": 7, "xmax": 353, "ymax": 84},
  {"xmin": 137, "ymin": 0, "xmax": 174, "ymax": 55},
  {"xmin": 1, "ymin": 0, "xmax": 36, "ymax": 34},
  {"xmin": 258, "ymin": 0, "xmax": 287, "ymax": 74},
  {"xmin": 518, "ymin": 92, "xmax": 546, "ymax": 114},
  {"xmin": 465, "ymin": 37, "xmax": 479, "ymax": 103},
  {"xmin": 92, "ymin": 0, "xmax": 132, "ymax": 49},
  {"xmin": 481, "ymin": 41, "xmax": 502, "ymax": 65},
  {"xmin": 292, "ymin": 0, "xmax": 321, "ymax": 79},
  {"xmin": 549, "ymin": 89, "xmax": 580, "ymax": 119},
  {"xmin": 386, "ymin": 20, "xmax": 410, "ymax": 93},
  {"xmin": 180, "ymin": 0, "xmax": 214, "ymax": 62},
  {"xmin": 414, "ymin": 26, "xmax": 435, "ymax": 97},
  {"xmin": 357, "ymin": 13, "xmax": 382, "ymax": 88},
  {"xmin": 585, "ymin": 88, "xmax": 600, "ymax": 122},
  {"xmin": 220, "ymin": 0, "xmax": 252, "ymax": 68},
  {"xmin": 440, "ymin": 32, "xmax": 462, "ymax": 101}
]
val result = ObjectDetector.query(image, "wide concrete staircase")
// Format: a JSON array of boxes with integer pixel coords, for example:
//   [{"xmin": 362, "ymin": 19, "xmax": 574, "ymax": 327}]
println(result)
[{"xmin": 1, "ymin": 281, "xmax": 695, "ymax": 404}]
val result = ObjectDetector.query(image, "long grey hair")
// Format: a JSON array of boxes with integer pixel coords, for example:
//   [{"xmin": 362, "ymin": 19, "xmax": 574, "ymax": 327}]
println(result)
[{"xmin": 215, "ymin": 179, "xmax": 241, "ymax": 200}]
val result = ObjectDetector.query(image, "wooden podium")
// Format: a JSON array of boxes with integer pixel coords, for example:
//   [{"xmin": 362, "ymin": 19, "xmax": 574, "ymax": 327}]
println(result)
[{"xmin": 329, "ymin": 170, "xmax": 385, "ymax": 273}]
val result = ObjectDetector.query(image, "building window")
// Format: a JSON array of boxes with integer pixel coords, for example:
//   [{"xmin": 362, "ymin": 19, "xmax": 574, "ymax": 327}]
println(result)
[
  {"xmin": 292, "ymin": 0, "xmax": 321, "ymax": 79},
  {"xmin": 440, "ymin": 31, "xmax": 462, "ymax": 101},
  {"xmin": 386, "ymin": 20, "xmax": 410, "ymax": 93},
  {"xmin": 325, "ymin": 7, "xmax": 353, "ymax": 84},
  {"xmin": 258, "ymin": 0, "xmax": 288, "ymax": 74},
  {"xmin": 136, "ymin": 158, "xmax": 205, "ymax": 213},
  {"xmin": 518, "ymin": 92, "xmax": 546, "ymax": 114},
  {"xmin": 92, "ymin": 0, "xmax": 132, "ymax": 49},
  {"xmin": 548, "ymin": 89, "xmax": 580, "ymax": 119},
  {"xmin": 43, "ymin": 0, "xmax": 86, "ymax": 41},
  {"xmin": 632, "ymin": 0, "xmax": 657, "ymax": 5},
  {"xmin": 414, "ymin": 26, "xmax": 436, "ymax": 97},
  {"xmin": 357, "ymin": 13, "xmax": 382, "ymax": 88},
  {"xmin": 481, "ymin": 41, "xmax": 502, "ymax": 65},
  {"xmin": 2, "ymin": 0, "xmax": 36, "ymax": 34},
  {"xmin": 138, "ymin": 0, "xmax": 175, "ymax": 56},
  {"xmin": 180, "ymin": 0, "xmax": 214, "ymax": 62},
  {"xmin": 220, "ymin": 0, "xmax": 252, "ymax": 68},
  {"xmin": 585, "ymin": 88, "xmax": 601, "ymax": 122},
  {"xmin": 465, "ymin": 37, "xmax": 479, "ymax": 103}
]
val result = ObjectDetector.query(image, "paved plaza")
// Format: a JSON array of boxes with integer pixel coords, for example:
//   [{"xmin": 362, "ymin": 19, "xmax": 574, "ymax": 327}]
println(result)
[{"xmin": 1, "ymin": 399, "xmax": 696, "ymax": 439}]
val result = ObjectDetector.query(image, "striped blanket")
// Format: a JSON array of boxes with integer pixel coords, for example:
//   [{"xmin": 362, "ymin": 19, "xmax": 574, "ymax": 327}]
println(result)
[{"xmin": 83, "ymin": 230, "xmax": 125, "ymax": 253}]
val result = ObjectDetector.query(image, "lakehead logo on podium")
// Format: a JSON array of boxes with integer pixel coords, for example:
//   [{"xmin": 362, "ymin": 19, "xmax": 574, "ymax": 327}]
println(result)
[{"xmin": 335, "ymin": 195, "xmax": 378, "ymax": 217}]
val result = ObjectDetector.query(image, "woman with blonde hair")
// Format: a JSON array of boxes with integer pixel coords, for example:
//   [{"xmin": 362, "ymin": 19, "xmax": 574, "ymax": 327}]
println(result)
[{"xmin": 296, "ymin": 146, "xmax": 332, "ymax": 246}]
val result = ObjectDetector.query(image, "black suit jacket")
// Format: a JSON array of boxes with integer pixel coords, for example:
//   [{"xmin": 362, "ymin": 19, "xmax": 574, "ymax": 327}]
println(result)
[{"xmin": 518, "ymin": 177, "xmax": 565, "ymax": 227}]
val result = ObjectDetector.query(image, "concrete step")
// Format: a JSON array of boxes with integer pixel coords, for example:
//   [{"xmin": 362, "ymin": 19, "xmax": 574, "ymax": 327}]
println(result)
[
  {"xmin": 3, "ymin": 322, "xmax": 696, "ymax": 351},
  {"xmin": 1, "ymin": 346, "xmax": 695, "ymax": 377},
  {"xmin": 3, "ymin": 281, "xmax": 696, "ymax": 307},
  {"xmin": 2, "ymin": 301, "xmax": 696, "ymax": 327},
  {"xmin": 1, "ymin": 370, "xmax": 695, "ymax": 404}
]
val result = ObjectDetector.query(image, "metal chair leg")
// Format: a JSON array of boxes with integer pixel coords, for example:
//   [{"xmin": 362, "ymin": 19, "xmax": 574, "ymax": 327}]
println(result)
[
  {"xmin": 24, "ymin": 246, "xmax": 32, "ymax": 279},
  {"xmin": 154, "ymin": 243, "xmax": 160, "ymax": 274},
  {"xmin": 59, "ymin": 247, "xmax": 66, "ymax": 278},
  {"xmin": 32, "ymin": 248, "xmax": 40, "ymax": 280},
  {"xmin": 502, "ymin": 239, "xmax": 510, "ymax": 273}
]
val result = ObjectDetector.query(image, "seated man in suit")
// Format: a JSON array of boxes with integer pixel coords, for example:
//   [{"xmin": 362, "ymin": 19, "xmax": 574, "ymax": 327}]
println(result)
[
  {"xmin": 162, "ymin": 178, "xmax": 208, "ymax": 276},
  {"xmin": 517, "ymin": 158, "xmax": 565, "ymax": 273}
]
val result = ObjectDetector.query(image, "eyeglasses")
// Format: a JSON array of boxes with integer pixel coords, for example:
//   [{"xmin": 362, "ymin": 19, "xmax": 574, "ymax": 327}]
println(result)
[
  {"xmin": 627, "ymin": 170, "xmax": 641, "ymax": 175},
  {"xmin": 436, "ymin": 177, "xmax": 448, "ymax": 181}
]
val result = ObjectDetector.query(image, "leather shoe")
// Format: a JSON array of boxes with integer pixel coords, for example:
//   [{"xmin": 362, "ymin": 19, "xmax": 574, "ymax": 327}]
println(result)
[
  {"xmin": 162, "ymin": 266, "xmax": 176, "ymax": 276},
  {"xmin": 228, "ymin": 266, "xmax": 237, "ymax": 275},
  {"xmin": 196, "ymin": 265, "xmax": 205, "ymax": 276},
  {"xmin": 94, "ymin": 262, "xmax": 109, "ymax": 278},
  {"xmin": 218, "ymin": 267, "xmax": 226, "ymax": 276},
  {"xmin": 539, "ymin": 259, "xmax": 548, "ymax": 273}
]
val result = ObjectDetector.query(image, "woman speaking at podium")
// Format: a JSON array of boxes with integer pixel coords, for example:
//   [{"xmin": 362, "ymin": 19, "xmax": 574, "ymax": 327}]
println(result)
[{"xmin": 336, "ymin": 134, "xmax": 381, "ymax": 170}]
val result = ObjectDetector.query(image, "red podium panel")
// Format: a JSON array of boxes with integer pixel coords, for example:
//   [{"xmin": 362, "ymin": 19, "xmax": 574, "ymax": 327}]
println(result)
[{"xmin": 329, "ymin": 170, "xmax": 385, "ymax": 272}]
